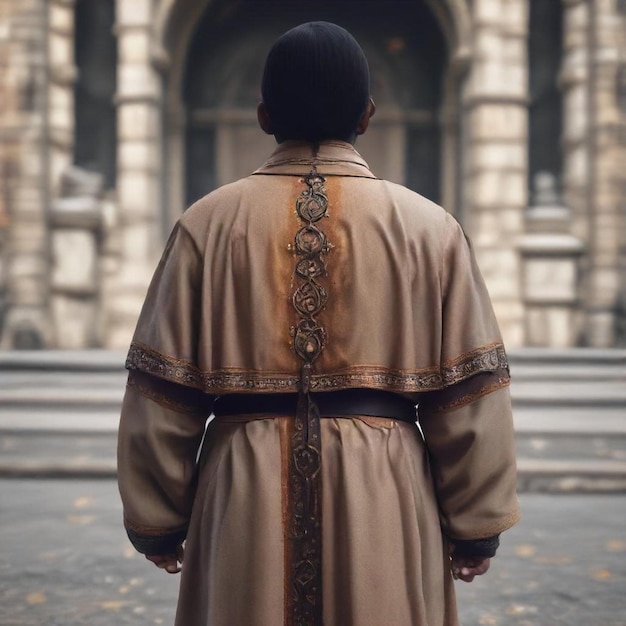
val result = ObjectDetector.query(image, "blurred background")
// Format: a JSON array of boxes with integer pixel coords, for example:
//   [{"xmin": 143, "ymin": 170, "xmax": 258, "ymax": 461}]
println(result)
[
  {"xmin": 0, "ymin": 0, "xmax": 625, "ymax": 351},
  {"xmin": 0, "ymin": 1, "xmax": 625, "ymax": 625}
]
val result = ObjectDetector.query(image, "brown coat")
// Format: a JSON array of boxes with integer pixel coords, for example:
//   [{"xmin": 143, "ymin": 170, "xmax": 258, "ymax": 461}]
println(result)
[{"xmin": 118, "ymin": 140, "xmax": 520, "ymax": 625}]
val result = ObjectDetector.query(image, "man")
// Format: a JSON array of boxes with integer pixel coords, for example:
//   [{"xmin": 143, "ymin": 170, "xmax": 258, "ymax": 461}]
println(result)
[{"xmin": 118, "ymin": 21, "xmax": 520, "ymax": 626}]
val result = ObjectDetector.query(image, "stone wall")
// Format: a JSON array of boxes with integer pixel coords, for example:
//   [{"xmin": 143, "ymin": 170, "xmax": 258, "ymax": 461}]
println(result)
[
  {"xmin": 103, "ymin": 0, "xmax": 163, "ymax": 349},
  {"xmin": 0, "ymin": 0, "xmax": 625, "ymax": 349},
  {"xmin": 583, "ymin": 0, "xmax": 626, "ymax": 347},
  {"xmin": 0, "ymin": 0, "xmax": 51, "ymax": 348}
]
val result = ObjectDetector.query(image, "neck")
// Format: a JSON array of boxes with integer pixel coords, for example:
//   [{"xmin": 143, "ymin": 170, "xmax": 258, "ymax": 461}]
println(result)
[{"xmin": 275, "ymin": 134, "xmax": 356, "ymax": 145}]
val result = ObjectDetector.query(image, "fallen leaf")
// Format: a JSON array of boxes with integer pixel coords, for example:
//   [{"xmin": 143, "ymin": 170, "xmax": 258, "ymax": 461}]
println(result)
[
  {"xmin": 590, "ymin": 569, "xmax": 612, "ymax": 581},
  {"xmin": 154, "ymin": 620, "xmax": 164, "ymax": 625},
  {"xmin": 73, "ymin": 496, "xmax": 94, "ymax": 509},
  {"xmin": 118, "ymin": 586, "xmax": 129, "ymax": 594},
  {"xmin": 605, "ymin": 540, "xmax": 626, "ymax": 552},
  {"xmin": 129, "ymin": 577, "xmax": 142, "ymax": 586},
  {"xmin": 478, "ymin": 614, "xmax": 497, "ymax": 625},
  {"xmin": 514, "ymin": 544, "xmax": 536, "ymax": 558},
  {"xmin": 506, "ymin": 604, "xmax": 529, "ymax": 615},
  {"xmin": 26, "ymin": 592, "xmax": 47, "ymax": 605}
]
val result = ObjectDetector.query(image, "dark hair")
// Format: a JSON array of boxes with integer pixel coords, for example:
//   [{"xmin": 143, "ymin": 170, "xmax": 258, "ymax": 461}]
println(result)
[{"xmin": 261, "ymin": 22, "xmax": 370, "ymax": 142}]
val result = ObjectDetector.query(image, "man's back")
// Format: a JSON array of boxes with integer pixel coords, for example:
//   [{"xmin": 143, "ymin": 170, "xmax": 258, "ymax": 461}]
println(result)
[
  {"xmin": 134, "ymin": 140, "xmax": 501, "ymax": 396},
  {"xmin": 118, "ymin": 22, "xmax": 519, "ymax": 626}
]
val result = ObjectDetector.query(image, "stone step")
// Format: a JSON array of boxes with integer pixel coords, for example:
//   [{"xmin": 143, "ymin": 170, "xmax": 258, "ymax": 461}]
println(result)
[
  {"xmin": 0, "ymin": 431, "xmax": 117, "ymax": 478},
  {"xmin": 516, "ymin": 459, "xmax": 626, "ymax": 493},
  {"xmin": 516, "ymin": 432, "xmax": 626, "ymax": 462},
  {"xmin": 508, "ymin": 348, "xmax": 626, "ymax": 367},
  {"xmin": 0, "ymin": 387, "xmax": 125, "ymax": 410},
  {"xmin": 0, "ymin": 408, "xmax": 120, "ymax": 433},
  {"xmin": 510, "ymin": 364, "xmax": 625, "ymax": 382},
  {"xmin": 511, "ymin": 389, "xmax": 625, "ymax": 408},
  {"xmin": 513, "ymin": 406, "xmax": 626, "ymax": 435},
  {"xmin": 2, "ymin": 417, "xmax": 626, "ymax": 490},
  {"xmin": 0, "ymin": 349, "xmax": 623, "ymax": 490},
  {"xmin": 0, "ymin": 350, "xmax": 126, "ymax": 371}
]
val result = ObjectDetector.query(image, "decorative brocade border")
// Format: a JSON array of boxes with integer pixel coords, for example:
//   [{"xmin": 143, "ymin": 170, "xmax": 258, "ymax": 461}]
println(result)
[
  {"xmin": 126, "ymin": 341, "xmax": 509, "ymax": 394},
  {"xmin": 442, "ymin": 342, "xmax": 509, "ymax": 387}
]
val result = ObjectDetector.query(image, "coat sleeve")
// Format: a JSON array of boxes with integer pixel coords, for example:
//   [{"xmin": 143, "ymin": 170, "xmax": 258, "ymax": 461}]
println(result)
[
  {"xmin": 117, "ymin": 223, "xmax": 214, "ymax": 555},
  {"xmin": 418, "ymin": 214, "xmax": 520, "ymax": 549}
]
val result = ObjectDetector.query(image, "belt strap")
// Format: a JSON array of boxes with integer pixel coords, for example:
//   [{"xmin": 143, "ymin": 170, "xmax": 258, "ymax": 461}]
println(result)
[{"xmin": 213, "ymin": 388, "xmax": 417, "ymax": 424}]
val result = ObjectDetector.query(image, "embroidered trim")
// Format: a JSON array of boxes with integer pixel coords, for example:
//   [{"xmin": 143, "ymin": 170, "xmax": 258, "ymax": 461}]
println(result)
[
  {"xmin": 126, "ymin": 343, "xmax": 204, "ymax": 388},
  {"xmin": 290, "ymin": 169, "xmax": 330, "ymax": 365},
  {"xmin": 126, "ymin": 342, "xmax": 509, "ymax": 394},
  {"xmin": 442, "ymin": 342, "xmax": 509, "ymax": 387},
  {"xmin": 310, "ymin": 367, "xmax": 442, "ymax": 392}
]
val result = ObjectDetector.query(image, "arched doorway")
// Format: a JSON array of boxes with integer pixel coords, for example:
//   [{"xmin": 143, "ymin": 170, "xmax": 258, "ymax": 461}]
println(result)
[{"xmin": 179, "ymin": 1, "xmax": 448, "ymax": 209}]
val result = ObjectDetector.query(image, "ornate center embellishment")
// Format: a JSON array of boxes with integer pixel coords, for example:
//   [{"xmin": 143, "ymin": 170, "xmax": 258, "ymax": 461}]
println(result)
[
  {"xmin": 291, "ymin": 170, "xmax": 331, "ymax": 365},
  {"xmin": 287, "ymin": 167, "xmax": 330, "ymax": 626}
]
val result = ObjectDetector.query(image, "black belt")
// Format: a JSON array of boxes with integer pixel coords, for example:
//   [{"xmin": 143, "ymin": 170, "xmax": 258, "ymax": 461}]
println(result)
[{"xmin": 213, "ymin": 388, "xmax": 417, "ymax": 424}]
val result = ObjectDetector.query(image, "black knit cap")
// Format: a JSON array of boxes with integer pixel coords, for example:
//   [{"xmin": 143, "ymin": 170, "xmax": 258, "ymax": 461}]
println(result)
[{"xmin": 261, "ymin": 22, "xmax": 370, "ymax": 142}]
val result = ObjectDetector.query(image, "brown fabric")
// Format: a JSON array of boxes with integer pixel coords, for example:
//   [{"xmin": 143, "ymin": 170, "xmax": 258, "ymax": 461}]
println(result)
[
  {"xmin": 175, "ymin": 416, "xmax": 458, "ymax": 626},
  {"xmin": 126, "ymin": 141, "xmax": 509, "ymax": 394},
  {"xmin": 117, "ymin": 140, "xmax": 520, "ymax": 626},
  {"xmin": 117, "ymin": 384, "xmax": 209, "ymax": 544}
]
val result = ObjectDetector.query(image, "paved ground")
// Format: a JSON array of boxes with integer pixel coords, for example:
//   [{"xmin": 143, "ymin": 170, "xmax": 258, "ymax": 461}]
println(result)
[{"xmin": 0, "ymin": 481, "xmax": 624, "ymax": 626}]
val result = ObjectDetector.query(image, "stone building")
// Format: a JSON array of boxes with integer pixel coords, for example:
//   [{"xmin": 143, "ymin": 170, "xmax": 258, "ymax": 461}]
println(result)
[{"xmin": 0, "ymin": 0, "xmax": 624, "ymax": 350}]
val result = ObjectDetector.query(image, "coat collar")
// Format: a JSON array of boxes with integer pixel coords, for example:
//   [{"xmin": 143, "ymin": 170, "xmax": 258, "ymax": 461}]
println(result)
[{"xmin": 252, "ymin": 140, "xmax": 377, "ymax": 178}]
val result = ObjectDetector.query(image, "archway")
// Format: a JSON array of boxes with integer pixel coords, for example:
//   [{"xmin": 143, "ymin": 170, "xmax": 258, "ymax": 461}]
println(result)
[{"xmin": 155, "ymin": 0, "xmax": 470, "ymax": 228}]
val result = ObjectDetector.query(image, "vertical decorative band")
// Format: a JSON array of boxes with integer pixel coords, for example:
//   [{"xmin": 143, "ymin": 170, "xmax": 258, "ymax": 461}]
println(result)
[{"xmin": 287, "ymin": 166, "xmax": 330, "ymax": 625}]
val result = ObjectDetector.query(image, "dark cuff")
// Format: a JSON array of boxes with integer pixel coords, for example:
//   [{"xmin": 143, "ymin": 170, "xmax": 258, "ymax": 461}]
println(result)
[
  {"xmin": 126, "ymin": 526, "xmax": 187, "ymax": 556},
  {"xmin": 451, "ymin": 534, "xmax": 500, "ymax": 559}
]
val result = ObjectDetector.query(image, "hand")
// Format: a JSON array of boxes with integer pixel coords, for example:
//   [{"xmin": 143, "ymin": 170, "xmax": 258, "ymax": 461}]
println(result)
[
  {"xmin": 450, "ymin": 554, "xmax": 491, "ymax": 583},
  {"xmin": 145, "ymin": 544, "xmax": 184, "ymax": 574}
]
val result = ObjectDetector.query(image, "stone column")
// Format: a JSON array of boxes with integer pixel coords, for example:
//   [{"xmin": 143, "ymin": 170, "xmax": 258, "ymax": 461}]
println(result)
[
  {"xmin": 0, "ymin": 0, "xmax": 52, "ymax": 348},
  {"xmin": 47, "ymin": 0, "xmax": 75, "ymax": 199},
  {"xmin": 583, "ymin": 0, "xmax": 626, "ymax": 347},
  {"xmin": 560, "ymin": 0, "xmax": 591, "ymax": 247},
  {"xmin": 462, "ymin": 0, "xmax": 528, "ymax": 347},
  {"xmin": 105, "ymin": 0, "xmax": 163, "ymax": 349}
]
